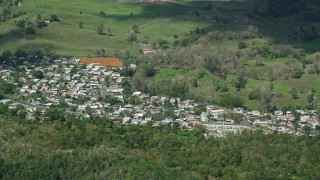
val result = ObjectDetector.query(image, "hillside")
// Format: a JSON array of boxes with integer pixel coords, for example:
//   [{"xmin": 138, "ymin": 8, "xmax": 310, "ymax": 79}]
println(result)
[
  {"xmin": 1, "ymin": 0, "xmax": 319, "ymax": 53},
  {"xmin": 1, "ymin": 0, "xmax": 320, "ymax": 109},
  {"xmin": 0, "ymin": 0, "xmax": 217, "ymax": 56}
]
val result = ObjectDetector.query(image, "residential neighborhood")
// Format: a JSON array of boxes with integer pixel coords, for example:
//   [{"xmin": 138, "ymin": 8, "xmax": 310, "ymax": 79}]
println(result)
[{"xmin": 0, "ymin": 56, "xmax": 318, "ymax": 137}]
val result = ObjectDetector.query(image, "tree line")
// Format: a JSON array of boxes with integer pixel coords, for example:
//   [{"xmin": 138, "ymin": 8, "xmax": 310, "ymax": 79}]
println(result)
[
  {"xmin": 267, "ymin": 0, "xmax": 320, "ymax": 22},
  {"xmin": 0, "ymin": 114, "xmax": 320, "ymax": 179}
]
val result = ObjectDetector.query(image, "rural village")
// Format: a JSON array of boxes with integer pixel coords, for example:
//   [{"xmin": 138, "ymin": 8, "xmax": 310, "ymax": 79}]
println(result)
[{"xmin": 0, "ymin": 56, "xmax": 319, "ymax": 137}]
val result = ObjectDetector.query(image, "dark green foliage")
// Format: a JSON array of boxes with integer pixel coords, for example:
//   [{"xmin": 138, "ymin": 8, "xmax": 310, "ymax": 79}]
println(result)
[
  {"xmin": 132, "ymin": 24, "xmax": 139, "ymax": 33},
  {"xmin": 170, "ymin": 82, "xmax": 188, "ymax": 98},
  {"xmin": 2, "ymin": 7, "xmax": 11, "ymax": 20},
  {"xmin": 159, "ymin": 40, "xmax": 169, "ymax": 49},
  {"xmin": 301, "ymin": 6, "xmax": 320, "ymax": 22},
  {"xmin": 141, "ymin": 64, "xmax": 156, "ymax": 77},
  {"xmin": 36, "ymin": 19, "xmax": 47, "ymax": 28},
  {"xmin": 50, "ymin": 14, "xmax": 59, "ymax": 22},
  {"xmin": 96, "ymin": 48, "xmax": 105, "ymax": 57},
  {"xmin": 58, "ymin": 98, "xmax": 68, "ymax": 109},
  {"xmin": 267, "ymin": 0, "xmax": 320, "ymax": 22},
  {"xmin": 249, "ymin": 88, "xmax": 262, "ymax": 100},
  {"xmin": 108, "ymin": 27, "xmax": 112, "ymax": 36},
  {"xmin": 14, "ymin": 48, "xmax": 27, "ymax": 57},
  {"xmin": 307, "ymin": 93, "xmax": 315, "ymax": 105},
  {"xmin": 238, "ymin": 41, "xmax": 247, "ymax": 49},
  {"xmin": 72, "ymin": 97, "xmax": 90, "ymax": 105},
  {"xmin": 291, "ymin": 88, "xmax": 298, "ymax": 99},
  {"xmin": 267, "ymin": 0, "xmax": 300, "ymax": 17},
  {"xmin": 128, "ymin": 31, "xmax": 137, "ymax": 42},
  {"xmin": 16, "ymin": 19, "xmax": 25, "ymax": 29},
  {"xmin": 292, "ymin": 67, "xmax": 304, "ymax": 78},
  {"xmin": 120, "ymin": 67, "xmax": 135, "ymax": 77},
  {"xmin": 180, "ymin": 38, "xmax": 192, "ymax": 47},
  {"xmin": 217, "ymin": 93, "xmax": 244, "ymax": 108},
  {"xmin": 194, "ymin": 106, "xmax": 206, "ymax": 115},
  {"xmin": 164, "ymin": 100, "xmax": 174, "ymax": 117},
  {"xmin": 234, "ymin": 73, "xmax": 247, "ymax": 91},
  {"xmin": 99, "ymin": 11, "xmax": 106, "ymax": 16},
  {"xmin": 298, "ymin": 26, "xmax": 319, "ymax": 41},
  {"xmin": 25, "ymin": 27, "xmax": 36, "ymax": 35},
  {"xmin": 266, "ymin": 104, "xmax": 278, "ymax": 112},
  {"xmin": 204, "ymin": 56, "xmax": 221, "ymax": 76},
  {"xmin": 96, "ymin": 24, "xmax": 104, "ymax": 35},
  {"xmin": 123, "ymin": 81, "xmax": 133, "ymax": 98},
  {"xmin": 1, "ymin": 116, "xmax": 320, "ymax": 179},
  {"xmin": 44, "ymin": 107, "xmax": 65, "ymax": 121},
  {"xmin": 0, "ymin": 81, "xmax": 15, "ymax": 94},
  {"xmin": 34, "ymin": 49, "xmax": 44, "ymax": 59},
  {"xmin": 31, "ymin": 70, "xmax": 44, "ymax": 79},
  {"xmin": 0, "ymin": 103, "xmax": 8, "ymax": 114},
  {"xmin": 1, "ymin": 49, "xmax": 12, "ymax": 60},
  {"xmin": 214, "ymin": 80, "xmax": 229, "ymax": 92},
  {"xmin": 78, "ymin": 21, "xmax": 84, "ymax": 28},
  {"xmin": 106, "ymin": 95, "xmax": 121, "ymax": 106}
]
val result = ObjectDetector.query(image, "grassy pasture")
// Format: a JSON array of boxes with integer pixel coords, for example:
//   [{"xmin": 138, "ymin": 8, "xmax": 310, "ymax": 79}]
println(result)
[
  {"xmin": 0, "ymin": 0, "xmax": 218, "ymax": 56},
  {"xmin": 1, "ymin": 0, "xmax": 319, "ymax": 56}
]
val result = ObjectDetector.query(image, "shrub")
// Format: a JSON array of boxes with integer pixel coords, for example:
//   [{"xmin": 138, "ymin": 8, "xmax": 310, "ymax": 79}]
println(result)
[{"xmin": 238, "ymin": 41, "xmax": 247, "ymax": 49}]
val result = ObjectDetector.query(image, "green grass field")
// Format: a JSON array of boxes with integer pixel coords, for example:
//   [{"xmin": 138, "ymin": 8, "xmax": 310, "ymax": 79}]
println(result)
[
  {"xmin": 1, "ymin": 0, "xmax": 319, "ymax": 56},
  {"xmin": 0, "ymin": 0, "xmax": 221, "ymax": 56}
]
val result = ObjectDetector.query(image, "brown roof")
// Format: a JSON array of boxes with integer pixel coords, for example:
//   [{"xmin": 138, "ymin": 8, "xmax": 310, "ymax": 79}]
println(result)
[{"xmin": 80, "ymin": 58, "xmax": 123, "ymax": 67}]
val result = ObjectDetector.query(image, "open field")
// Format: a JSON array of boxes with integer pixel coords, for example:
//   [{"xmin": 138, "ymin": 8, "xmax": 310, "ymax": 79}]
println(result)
[
  {"xmin": 0, "ymin": 0, "xmax": 221, "ymax": 56},
  {"xmin": 1, "ymin": 0, "xmax": 319, "ymax": 53},
  {"xmin": 2, "ymin": 0, "xmax": 318, "ymax": 56}
]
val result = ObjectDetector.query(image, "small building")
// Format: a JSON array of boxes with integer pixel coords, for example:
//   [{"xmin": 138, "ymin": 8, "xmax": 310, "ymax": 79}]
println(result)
[
  {"xmin": 0, "ymin": 99, "xmax": 12, "ymax": 105},
  {"xmin": 234, "ymin": 107, "xmax": 244, "ymax": 114},
  {"xmin": 189, "ymin": 120, "xmax": 202, "ymax": 127},
  {"xmin": 274, "ymin": 110, "xmax": 284, "ymax": 116}
]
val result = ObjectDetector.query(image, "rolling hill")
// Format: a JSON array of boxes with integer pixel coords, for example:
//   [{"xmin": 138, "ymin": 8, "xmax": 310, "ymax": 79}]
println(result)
[{"xmin": 1, "ymin": 0, "xmax": 320, "ymax": 109}]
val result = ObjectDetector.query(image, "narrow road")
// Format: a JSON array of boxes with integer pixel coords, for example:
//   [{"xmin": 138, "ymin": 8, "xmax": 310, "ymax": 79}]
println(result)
[
  {"xmin": 138, "ymin": 18, "xmax": 162, "ymax": 29},
  {"xmin": 2, "ymin": 94, "xmax": 45, "ymax": 110}
]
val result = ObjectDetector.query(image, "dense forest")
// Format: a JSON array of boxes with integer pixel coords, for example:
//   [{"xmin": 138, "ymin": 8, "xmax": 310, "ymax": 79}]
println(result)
[
  {"xmin": 1, "ymin": 114, "xmax": 320, "ymax": 179},
  {"xmin": 267, "ymin": 0, "xmax": 320, "ymax": 21}
]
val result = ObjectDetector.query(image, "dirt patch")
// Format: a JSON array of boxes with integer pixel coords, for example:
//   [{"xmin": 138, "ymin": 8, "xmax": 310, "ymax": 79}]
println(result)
[{"xmin": 80, "ymin": 58, "xmax": 123, "ymax": 67}]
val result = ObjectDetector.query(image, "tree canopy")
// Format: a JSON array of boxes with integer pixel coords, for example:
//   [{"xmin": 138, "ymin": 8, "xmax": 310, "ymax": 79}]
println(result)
[{"xmin": 1, "ymin": 114, "xmax": 319, "ymax": 179}]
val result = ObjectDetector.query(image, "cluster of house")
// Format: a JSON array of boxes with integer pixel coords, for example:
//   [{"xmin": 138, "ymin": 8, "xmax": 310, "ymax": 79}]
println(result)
[
  {"xmin": 0, "ymin": 57, "xmax": 242, "ymax": 131},
  {"xmin": 0, "ymin": 56, "xmax": 318, "ymax": 136},
  {"xmin": 118, "ymin": 95, "xmax": 232, "ymax": 127},
  {"xmin": 0, "ymin": 57, "xmax": 128, "ymax": 119},
  {"xmin": 237, "ymin": 107, "xmax": 319, "ymax": 136}
]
